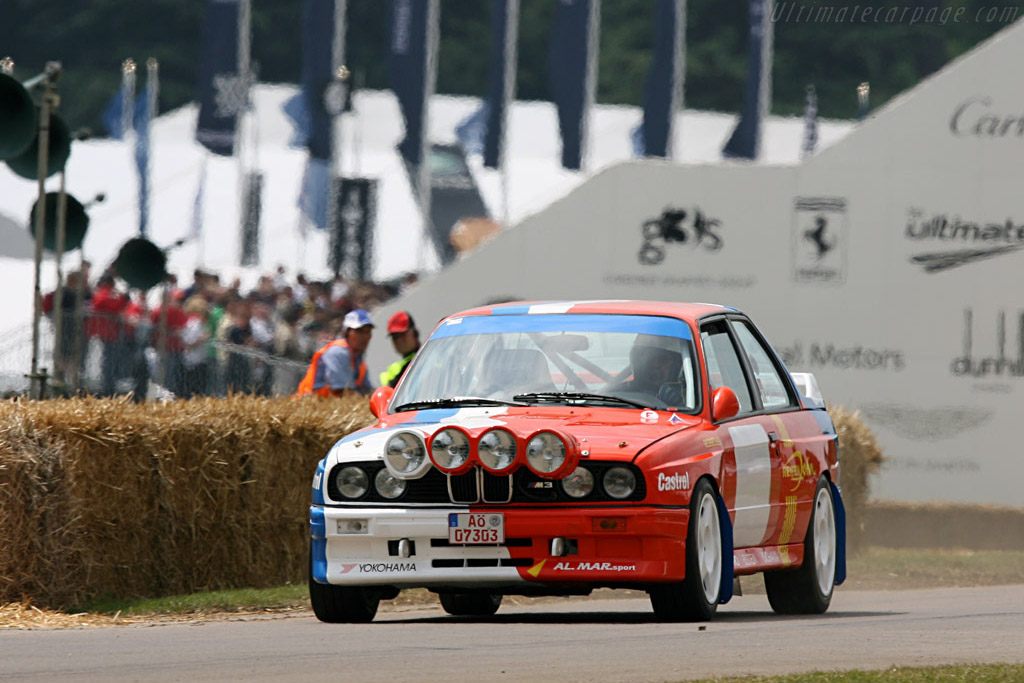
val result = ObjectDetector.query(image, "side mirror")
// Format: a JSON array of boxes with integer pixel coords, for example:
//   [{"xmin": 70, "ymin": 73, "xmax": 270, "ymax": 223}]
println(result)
[
  {"xmin": 369, "ymin": 386, "xmax": 394, "ymax": 419},
  {"xmin": 711, "ymin": 386, "xmax": 739, "ymax": 422}
]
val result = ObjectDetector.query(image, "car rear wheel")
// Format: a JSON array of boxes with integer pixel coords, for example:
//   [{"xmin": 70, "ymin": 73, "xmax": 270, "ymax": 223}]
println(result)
[
  {"xmin": 764, "ymin": 476, "xmax": 837, "ymax": 614},
  {"xmin": 649, "ymin": 478, "xmax": 722, "ymax": 622},
  {"xmin": 308, "ymin": 552, "xmax": 381, "ymax": 623},
  {"xmin": 439, "ymin": 592, "xmax": 503, "ymax": 616}
]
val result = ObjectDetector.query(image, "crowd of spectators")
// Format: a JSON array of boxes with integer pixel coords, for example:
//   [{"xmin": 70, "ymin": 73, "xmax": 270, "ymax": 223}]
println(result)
[{"xmin": 42, "ymin": 263, "xmax": 418, "ymax": 400}]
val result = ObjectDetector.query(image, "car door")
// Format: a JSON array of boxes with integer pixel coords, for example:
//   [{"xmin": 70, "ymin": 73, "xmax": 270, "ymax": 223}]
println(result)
[
  {"xmin": 699, "ymin": 318, "xmax": 781, "ymax": 550},
  {"xmin": 728, "ymin": 317, "xmax": 822, "ymax": 558}
]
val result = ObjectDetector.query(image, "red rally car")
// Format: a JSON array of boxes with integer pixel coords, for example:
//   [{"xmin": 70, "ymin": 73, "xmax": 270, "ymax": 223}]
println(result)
[{"xmin": 309, "ymin": 300, "xmax": 845, "ymax": 622}]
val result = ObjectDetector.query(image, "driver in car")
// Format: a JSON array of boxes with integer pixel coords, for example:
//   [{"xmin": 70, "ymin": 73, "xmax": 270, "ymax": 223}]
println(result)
[{"xmin": 615, "ymin": 335, "xmax": 686, "ymax": 408}]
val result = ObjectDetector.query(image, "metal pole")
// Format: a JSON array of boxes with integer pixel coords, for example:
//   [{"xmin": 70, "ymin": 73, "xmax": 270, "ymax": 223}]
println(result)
[
  {"xmin": 29, "ymin": 66, "xmax": 58, "ymax": 400},
  {"xmin": 51, "ymin": 171, "xmax": 69, "ymax": 388}
]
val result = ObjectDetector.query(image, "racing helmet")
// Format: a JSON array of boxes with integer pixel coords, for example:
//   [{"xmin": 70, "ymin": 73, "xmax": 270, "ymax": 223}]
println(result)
[{"xmin": 630, "ymin": 334, "xmax": 684, "ymax": 386}]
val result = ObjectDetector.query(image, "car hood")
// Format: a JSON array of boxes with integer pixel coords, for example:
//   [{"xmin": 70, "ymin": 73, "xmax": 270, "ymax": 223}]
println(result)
[{"xmin": 328, "ymin": 406, "xmax": 701, "ymax": 464}]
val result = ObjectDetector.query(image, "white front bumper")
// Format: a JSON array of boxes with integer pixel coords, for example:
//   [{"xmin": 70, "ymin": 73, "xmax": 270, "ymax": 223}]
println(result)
[{"xmin": 317, "ymin": 506, "xmax": 525, "ymax": 586}]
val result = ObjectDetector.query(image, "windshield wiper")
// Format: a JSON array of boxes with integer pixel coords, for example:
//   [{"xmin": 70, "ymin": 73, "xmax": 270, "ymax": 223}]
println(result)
[
  {"xmin": 392, "ymin": 397, "xmax": 525, "ymax": 412},
  {"xmin": 512, "ymin": 391, "xmax": 652, "ymax": 410}
]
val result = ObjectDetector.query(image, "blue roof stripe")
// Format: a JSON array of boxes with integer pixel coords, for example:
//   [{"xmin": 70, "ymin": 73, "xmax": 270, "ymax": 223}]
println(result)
[{"xmin": 431, "ymin": 314, "xmax": 693, "ymax": 340}]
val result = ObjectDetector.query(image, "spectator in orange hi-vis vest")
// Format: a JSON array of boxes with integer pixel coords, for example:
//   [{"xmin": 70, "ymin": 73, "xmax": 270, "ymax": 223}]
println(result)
[{"xmin": 295, "ymin": 309, "xmax": 375, "ymax": 397}]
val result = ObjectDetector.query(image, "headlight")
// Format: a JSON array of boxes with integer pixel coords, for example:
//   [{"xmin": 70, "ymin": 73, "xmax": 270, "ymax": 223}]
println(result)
[
  {"xmin": 374, "ymin": 468, "xmax": 407, "ymax": 499},
  {"xmin": 526, "ymin": 432, "xmax": 566, "ymax": 475},
  {"xmin": 561, "ymin": 466, "xmax": 594, "ymax": 498},
  {"xmin": 478, "ymin": 428, "xmax": 518, "ymax": 472},
  {"xmin": 335, "ymin": 466, "xmax": 369, "ymax": 499},
  {"xmin": 384, "ymin": 431, "xmax": 429, "ymax": 478},
  {"xmin": 430, "ymin": 428, "xmax": 472, "ymax": 472},
  {"xmin": 603, "ymin": 467, "xmax": 637, "ymax": 499}
]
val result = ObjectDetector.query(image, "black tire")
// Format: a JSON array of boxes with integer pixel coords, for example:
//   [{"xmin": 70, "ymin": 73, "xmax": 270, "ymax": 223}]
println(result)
[
  {"xmin": 764, "ymin": 477, "xmax": 837, "ymax": 615},
  {"xmin": 649, "ymin": 478, "xmax": 723, "ymax": 622},
  {"xmin": 308, "ymin": 552, "xmax": 381, "ymax": 623},
  {"xmin": 438, "ymin": 592, "xmax": 503, "ymax": 616}
]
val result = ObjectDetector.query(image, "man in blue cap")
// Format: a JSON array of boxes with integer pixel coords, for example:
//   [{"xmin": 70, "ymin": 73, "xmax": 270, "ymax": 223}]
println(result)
[{"xmin": 296, "ymin": 309, "xmax": 375, "ymax": 397}]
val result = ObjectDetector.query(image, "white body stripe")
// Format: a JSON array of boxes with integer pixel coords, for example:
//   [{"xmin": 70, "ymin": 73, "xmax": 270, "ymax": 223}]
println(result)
[{"xmin": 729, "ymin": 424, "xmax": 773, "ymax": 547}]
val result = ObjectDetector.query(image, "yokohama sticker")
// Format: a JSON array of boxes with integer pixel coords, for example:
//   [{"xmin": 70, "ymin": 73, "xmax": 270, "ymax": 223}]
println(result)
[{"xmin": 339, "ymin": 562, "xmax": 416, "ymax": 574}]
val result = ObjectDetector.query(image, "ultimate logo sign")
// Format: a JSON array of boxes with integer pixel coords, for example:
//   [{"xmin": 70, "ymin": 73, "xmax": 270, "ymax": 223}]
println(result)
[
  {"xmin": 638, "ymin": 207, "xmax": 723, "ymax": 266},
  {"xmin": 906, "ymin": 207, "xmax": 1024, "ymax": 273}
]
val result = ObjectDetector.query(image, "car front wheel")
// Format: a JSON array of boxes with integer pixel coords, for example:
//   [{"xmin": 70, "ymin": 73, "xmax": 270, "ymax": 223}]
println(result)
[
  {"xmin": 764, "ymin": 476, "xmax": 837, "ymax": 614},
  {"xmin": 649, "ymin": 477, "xmax": 722, "ymax": 622},
  {"xmin": 309, "ymin": 552, "xmax": 381, "ymax": 623}
]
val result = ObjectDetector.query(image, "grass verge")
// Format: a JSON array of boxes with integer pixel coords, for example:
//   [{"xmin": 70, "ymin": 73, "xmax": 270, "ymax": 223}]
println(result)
[{"xmin": 682, "ymin": 663, "xmax": 1024, "ymax": 682}]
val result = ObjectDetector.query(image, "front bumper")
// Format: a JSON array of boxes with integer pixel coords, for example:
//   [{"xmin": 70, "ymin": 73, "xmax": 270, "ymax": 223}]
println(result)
[{"xmin": 310, "ymin": 505, "xmax": 689, "ymax": 589}]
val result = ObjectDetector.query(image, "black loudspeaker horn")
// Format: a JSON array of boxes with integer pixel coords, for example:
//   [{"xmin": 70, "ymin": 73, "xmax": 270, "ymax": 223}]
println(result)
[
  {"xmin": 27, "ymin": 192, "xmax": 90, "ymax": 252},
  {"xmin": 5, "ymin": 107, "xmax": 71, "ymax": 179},
  {"xmin": 0, "ymin": 73, "xmax": 36, "ymax": 160},
  {"xmin": 114, "ymin": 237, "xmax": 167, "ymax": 291}
]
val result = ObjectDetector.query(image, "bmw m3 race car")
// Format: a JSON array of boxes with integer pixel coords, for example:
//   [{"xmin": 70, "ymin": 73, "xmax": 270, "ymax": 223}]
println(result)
[{"xmin": 309, "ymin": 300, "xmax": 845, "ymax": 622}]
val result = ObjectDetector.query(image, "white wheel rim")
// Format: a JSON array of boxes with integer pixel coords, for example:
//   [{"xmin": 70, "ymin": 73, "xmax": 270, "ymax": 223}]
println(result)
[
  {"xmin": 813, "ymin": 486, "xmax": 837, "ymax": 596},
  {"xmin": 695, "ymin": 492, "xmax": 722, "ymax": 604}
]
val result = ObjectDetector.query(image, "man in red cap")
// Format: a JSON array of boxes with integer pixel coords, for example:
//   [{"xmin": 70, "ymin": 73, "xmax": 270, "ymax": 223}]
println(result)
[{"xmin": 379, "ymin": 311, "xmax": 421, "ymax": 388}]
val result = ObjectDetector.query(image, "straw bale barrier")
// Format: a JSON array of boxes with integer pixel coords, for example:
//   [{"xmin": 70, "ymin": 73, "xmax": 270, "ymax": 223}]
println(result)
[
  {"xmin": 829, "ymin": 405, "xmax": 886, "ymax": 551},
  {"xmin": 1, "ymin": 397, "xmax": 882, "ymax": 608},
  {"xmin": 0, "ymin": 395, "xmax": 371, "ymax": 609}
]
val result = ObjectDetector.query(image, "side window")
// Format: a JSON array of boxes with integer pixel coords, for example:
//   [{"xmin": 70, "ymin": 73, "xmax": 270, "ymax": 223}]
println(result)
[
  {"xmin": 732, "ymin": 320, "xmax": 793, "ymax": 410},
  {"xmin": 700, "ymin": 322, "xmax": 753, "ymax": 414}
]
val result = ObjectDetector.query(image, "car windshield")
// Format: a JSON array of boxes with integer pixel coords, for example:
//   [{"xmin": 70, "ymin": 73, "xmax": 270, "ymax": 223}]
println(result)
[{"xmin": 390, "ymin": 313, "xmax": 700, "ymax": 413}]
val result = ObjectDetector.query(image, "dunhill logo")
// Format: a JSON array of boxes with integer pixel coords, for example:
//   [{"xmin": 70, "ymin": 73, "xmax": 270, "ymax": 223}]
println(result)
[
  {"xmin": 951, "ymin": 308, "xmax": 1024, "ymax": 378},
  {"xmin": 905, "ymin": 207, "xmax": 1024, "ymax": 272}
]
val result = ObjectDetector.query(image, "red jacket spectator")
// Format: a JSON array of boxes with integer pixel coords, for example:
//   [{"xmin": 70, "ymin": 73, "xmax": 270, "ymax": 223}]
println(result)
[
  {"xmin": 150, "ymin": 302, "xmax": 189, "ymax": 353},
  {"xmin": 87, "ymin": 277, "xmax": 129, "ymax": 343}
]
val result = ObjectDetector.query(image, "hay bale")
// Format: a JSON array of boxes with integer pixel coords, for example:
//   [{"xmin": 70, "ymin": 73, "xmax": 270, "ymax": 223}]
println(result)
[
  {"xmin": 0, "ymin": 395, "xmax": 371, "ymax": 609},
  {"xmin": 829, "ymin": 405, "xmax": 886, "ymax": 552}
]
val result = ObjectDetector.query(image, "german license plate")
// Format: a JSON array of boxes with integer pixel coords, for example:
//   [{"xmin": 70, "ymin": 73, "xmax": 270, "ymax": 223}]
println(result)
[{"xmin": 448, "ymin": 513, "xmax": 504, "ymax": 544}]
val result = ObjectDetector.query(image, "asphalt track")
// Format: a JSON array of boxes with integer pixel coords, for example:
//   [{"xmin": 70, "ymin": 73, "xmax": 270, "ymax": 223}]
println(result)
[{"xmin": 2, "ymin": 585, "xmax": 1023, "ymax": 683}]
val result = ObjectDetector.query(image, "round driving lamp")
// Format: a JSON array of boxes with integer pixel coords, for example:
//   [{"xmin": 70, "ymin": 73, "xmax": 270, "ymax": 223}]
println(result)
[
  {"xmin": 525, "ymin": 431, "xmax": 567, "ymax": 477},
  {"xmin": 478, "ymin": 428, "xmax": 519, "ymax": 473},
  {"xmin": 384, "ymin": 431, "xmax": 430, "ymax": 478},
  {"xmin": 561, "ymin": 466, "xmax": 595, "ymax": 499},
  {"xmin": 429, "ymin": 427, "xmax": 473, "ymax": 473},
  {"xmin": 335, "ymin": 466, "xmax": 369, "ymax": 499},
  {"xmin": 374, "ymin": 468, "xmax": 407, "ymax": 499},
  {"xmin": 603, "ymin": 467, "xmax": 637, "ymax": 500}
]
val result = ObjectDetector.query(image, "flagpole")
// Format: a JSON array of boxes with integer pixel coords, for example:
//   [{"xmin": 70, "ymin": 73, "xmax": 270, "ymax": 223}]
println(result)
[
  {"xmin": 416, "ymin": 0, "xmax": 439, "ymax": 273},
  {"xmin": 141, "ymin": 58, "xmax": 158, "ymax": 237},
  {"xmin": 499, "ymin": 0, "xmax": 519, "ymax": 228},
  {"xmin": 236, "ymin": 0, "xmax": 252, "ymax": 266},
  {"xmin": 581, "ymin": 0, "xmax": 600, "ymax": 172},
  {"xmin": 327, "ymin": 0, "xmax": 348, "ymax": 278},
  {"xmin": 669, "ymin": 0, "xmax": 685, "ymax": 160}
]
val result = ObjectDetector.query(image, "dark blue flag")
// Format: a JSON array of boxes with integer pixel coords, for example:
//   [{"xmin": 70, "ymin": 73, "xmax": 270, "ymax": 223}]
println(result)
[
  {"xmin": 483, "ymin": 0, "xmax": 518, "ymax": 169},
  {"xmin": 548, "ymin": 0, "xmax": 599, "ymax": 171},
  {"xmin": 302, "ymin": 0, "xmax": 336, "ymax": 161},
  {"xmin": 135, "ymin": 66, "xmax": 157, "ymax": 238},
  {"xmin": 636, "ymin": 0, "xmax": 685, "ymax": 158},
  {"xmin": 455, "ymin": 101, "xmax": 489, "ymax": 156},
  {"xmin": 195, "ymin": 0, "xmax": 242, "ymax": 156},
  {"xmin": 722, "ymin": 0, "xmax": 773, "ymax": 159},
  {"xmin": 282, "ymin": 92, "xmax": 311, "ymax": 149},
  {"xmin": 390, "ymin": 0, "xmax": 439, "ymax": 167},
  {"xmin": 801, "ymin": 84, "xmax": 818, "ymax": 158},
  {"xmin": 298, "ymin": 157, "xmax": 330, "ymax": 233},
  {"xmin": 102, "ymin": 89, "xmax": 146, "ymax": 140}
]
